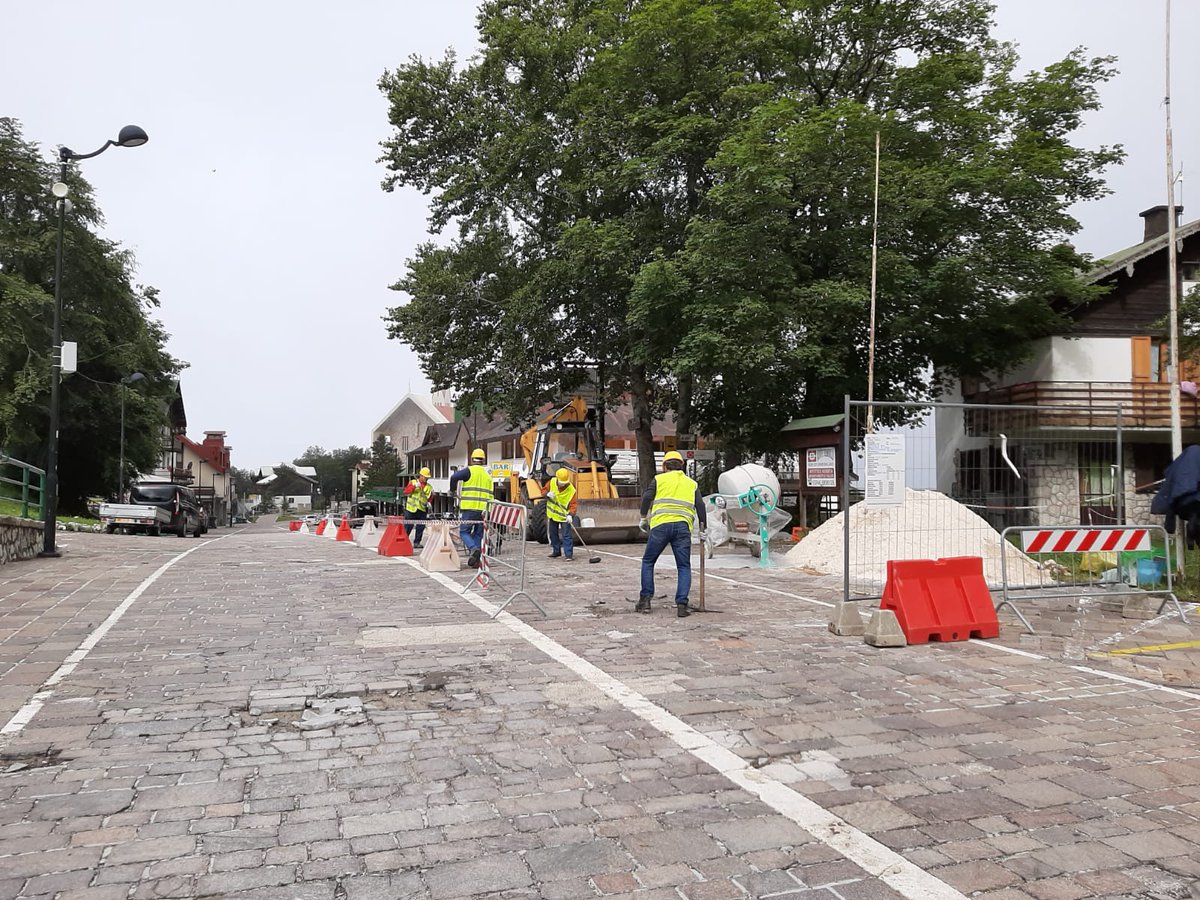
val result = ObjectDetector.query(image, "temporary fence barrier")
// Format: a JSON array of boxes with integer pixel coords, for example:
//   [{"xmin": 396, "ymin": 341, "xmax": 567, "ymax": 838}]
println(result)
[
  {"xmin": 418, "ymin": 522, "xmax": 460, "ymax": 571},
  {"xmin": 842, "ymin": 398, "xmax": 1129, "ymax": 602},
  {"xmin": 466, "ymin": 500, "xmax": 544, "ymax": 617},
  {"xmin": 998, "ymin": 523, "xmax": 1187, "ymax": 633}
]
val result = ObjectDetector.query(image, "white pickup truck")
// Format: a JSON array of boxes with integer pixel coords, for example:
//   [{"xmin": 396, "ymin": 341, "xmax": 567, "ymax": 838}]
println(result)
[{"xmin": 99, "ymin": 503, "xmax": 172, "ymax": 536}]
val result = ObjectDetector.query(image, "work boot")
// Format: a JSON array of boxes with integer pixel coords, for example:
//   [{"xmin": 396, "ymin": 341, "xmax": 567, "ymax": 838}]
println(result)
[
  {"xmin": 677, "ymin": 604, "xmax": 691, "ymax": 618},
  {"xmin": 468, "ymin": 548, "xmax": 481, "ymax": 568},
  {"xmin": 413, "ymin": 542, "xmax": 422, "ymax": 550},
  {"xmin": 634, "ymin": 597, "xmax": 651, "ymax": 613},
  {"xmin": 548, "ymin": 552, "xmax": 561, "ymax": 558},
  {"xmin": 564, "ymin": 555, "xmax": 574, "ymax": 561}
]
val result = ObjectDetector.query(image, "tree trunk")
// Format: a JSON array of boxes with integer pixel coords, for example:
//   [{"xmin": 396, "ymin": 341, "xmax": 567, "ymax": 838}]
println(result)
[
  {"xmin": 631, "ymin": 365, "xmax": 656, "ymax": 493},
  {"xmin": 675, "ymin": 373, "xmax": 693, "ymax": 443}
]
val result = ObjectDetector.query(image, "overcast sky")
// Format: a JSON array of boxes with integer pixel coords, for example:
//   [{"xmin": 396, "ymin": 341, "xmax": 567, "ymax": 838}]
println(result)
[{"xmin": 3, "ymin": 1, "xmax": 1195, "ymax": 469}]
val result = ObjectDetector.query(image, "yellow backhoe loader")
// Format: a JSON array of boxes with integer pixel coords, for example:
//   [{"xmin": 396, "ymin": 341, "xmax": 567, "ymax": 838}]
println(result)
[{"xmin": 509, "ymin": 397, "xmax": 644, "ymax": 543}]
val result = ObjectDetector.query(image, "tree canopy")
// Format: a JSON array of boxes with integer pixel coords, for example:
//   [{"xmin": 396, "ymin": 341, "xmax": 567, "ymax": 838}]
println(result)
[
  {"xmin": 0, "ymin": 118, "xmax": 182, "ymax": 511},
  {"xmin": 379, "ymin": 0, "xmax": 1122, "ymax": 469},
  {"xmin": 295, "ymin": 445, "xmax": 368, "ymax": 506}
]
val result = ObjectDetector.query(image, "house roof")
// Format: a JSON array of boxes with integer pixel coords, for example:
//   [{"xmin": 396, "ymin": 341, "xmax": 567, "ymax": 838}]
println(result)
[
  {"xmin": 410, "ymin": 422, "xmax": 464, "ymax": 454},
  {"xmin": 177, "ymin": 434, "xmax": 228, "ymax": 474},
  {"xmin": 371, "ymin": 393, "xmax": 450, "ymax": 435},
  {"xmin": 470, "ymin": 416, "xmax": 523, "ymax": 443},
  {"xmin": 255, "ymin": 464, "xmax": 317, "ymax": 484},
  {"xmin": 1085, "ymin": 216, "xmax": 1200, "ymax": 284}
]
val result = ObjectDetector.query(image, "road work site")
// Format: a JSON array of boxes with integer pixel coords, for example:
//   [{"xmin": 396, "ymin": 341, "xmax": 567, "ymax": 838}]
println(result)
[{"xmin": 2, "ymin": 518, "xmax": 1200, "ymax": 899}]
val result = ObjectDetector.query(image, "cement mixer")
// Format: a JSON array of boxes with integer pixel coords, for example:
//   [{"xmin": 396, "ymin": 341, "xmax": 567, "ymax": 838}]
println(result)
[{"xmin": 704, "ymin": 463, "xmax": 793, "ymax": 565}]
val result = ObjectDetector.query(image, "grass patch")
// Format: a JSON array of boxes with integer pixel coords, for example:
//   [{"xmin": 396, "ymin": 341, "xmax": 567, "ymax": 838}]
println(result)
[{"xmin": 0, "ymin": 496, "xmax": 99, "ymax": 526}]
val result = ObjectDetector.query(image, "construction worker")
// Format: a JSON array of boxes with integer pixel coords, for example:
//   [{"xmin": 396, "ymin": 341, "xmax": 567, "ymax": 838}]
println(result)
[
  {"xmin": 637, "ymin": 450, "xmax": 706, "ymax": 618},
  {"xmin": 545, "ymin": 469, "xmax": 577, "ymax": 560},
  {"xmin": 450, "ymin": 448, "xmax": 493, "ymax": 568},
  {"xmin": 403, "ymin": 467, "xmax": 434, "ymax": 548}
]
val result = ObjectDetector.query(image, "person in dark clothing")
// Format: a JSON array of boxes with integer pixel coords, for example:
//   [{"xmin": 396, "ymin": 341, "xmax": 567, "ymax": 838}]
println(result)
[{"xmin": 1151, "ymin": 445, "xmax": 1200, "ymax": 546}]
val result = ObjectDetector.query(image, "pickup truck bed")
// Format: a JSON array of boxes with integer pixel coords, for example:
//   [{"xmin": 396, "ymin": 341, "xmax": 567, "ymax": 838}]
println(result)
[{"xmin": 99, "ymin": 503, "xmax": 171, "ymax": 535}]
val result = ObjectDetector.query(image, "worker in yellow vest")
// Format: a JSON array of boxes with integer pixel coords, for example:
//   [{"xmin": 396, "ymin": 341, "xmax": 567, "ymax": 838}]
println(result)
[
  {"xmin": 637, "ymin": 450, "xmax": 706, "ymax": 617},
  {"xmin": 449, "ymin": 448, "xmax": 493, "ymax": 568},
  {"xmin": 403, "ymin": 467, "xmax": 435, "ymax": 549},
  {"xmin": 545, "ymin": 468, "xmax": 578, "ymax": 561}
]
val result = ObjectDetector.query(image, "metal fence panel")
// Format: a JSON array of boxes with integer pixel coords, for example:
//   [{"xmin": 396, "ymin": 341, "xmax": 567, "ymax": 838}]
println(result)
[{"xmin": 843, "ymin": 398, "xmax": 1131, "ymax": 601}]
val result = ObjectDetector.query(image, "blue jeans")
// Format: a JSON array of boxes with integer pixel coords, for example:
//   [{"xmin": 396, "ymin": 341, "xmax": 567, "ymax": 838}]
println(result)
[
  {"xmin": 460, "ymin": 509, "xmax": 484, "ymax": 552},
  {"xmin": 405, "ymin": 510, "xmax": 427, "ymax": 545},
  {"xmin": 548, "ymin": 518, "xmax": 573, "ymax": 558},
  {"xmin": 640, "ymin": 521, "xmax": 692, "ymax": 605}
]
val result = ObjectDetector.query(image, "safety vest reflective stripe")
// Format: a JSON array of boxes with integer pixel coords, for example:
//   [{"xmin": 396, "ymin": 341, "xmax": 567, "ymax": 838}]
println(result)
[
  {"xmin": 460, "ymin": 465, "xmax": 494, "ymax": 511},
  {"xmin": 546, "ymin": 484, "xmax": 576, "ymax": 523},
  {"xmin": 406, "ymin": 483, "xmax": 433, "ymax": 513},
  {"xmin": 649, "ymin": 470, "xmax": 698, "ymax": 531}
]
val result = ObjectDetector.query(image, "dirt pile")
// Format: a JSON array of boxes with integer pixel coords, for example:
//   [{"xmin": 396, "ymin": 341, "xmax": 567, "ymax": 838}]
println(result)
[{"xmin": 784, "ymin": 488, "xmax": 1042, "ymax": 590}]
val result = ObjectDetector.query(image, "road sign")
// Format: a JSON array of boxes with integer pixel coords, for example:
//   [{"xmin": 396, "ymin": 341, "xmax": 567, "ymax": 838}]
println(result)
[{"xmin": 684, "ymin": 449, "xmax": 716, "ymax": 461}]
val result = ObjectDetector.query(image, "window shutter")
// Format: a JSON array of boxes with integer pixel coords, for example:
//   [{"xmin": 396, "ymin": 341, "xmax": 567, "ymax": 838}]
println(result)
[{"xmin": 1131, "ymin": 336, "xmax": 1152, "ymax": 383}]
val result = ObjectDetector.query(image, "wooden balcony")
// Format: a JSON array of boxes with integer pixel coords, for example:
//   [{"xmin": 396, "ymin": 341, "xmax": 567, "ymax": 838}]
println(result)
[{"xmin": 961, "ymin": 381, "xmax": 1200, "ymax": 430}]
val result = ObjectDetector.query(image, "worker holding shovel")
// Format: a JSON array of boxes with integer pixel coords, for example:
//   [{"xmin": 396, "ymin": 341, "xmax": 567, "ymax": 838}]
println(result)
[
  {"xmin": 403, "ymin": 467, "xmax": 435, "ymax": 549},
  {"xmin": 637, "ymin": 450, "xmax": 707, "ymax": 618},
  {"xmin": 545, "ymin": 469, "xmax": 577, "ymax": 561}
]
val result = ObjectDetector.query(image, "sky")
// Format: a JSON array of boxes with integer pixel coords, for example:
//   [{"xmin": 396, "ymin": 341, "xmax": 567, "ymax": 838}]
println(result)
[{"xmin": 2, "ymin": 1, "xmax": 1196, "ymax": 470}]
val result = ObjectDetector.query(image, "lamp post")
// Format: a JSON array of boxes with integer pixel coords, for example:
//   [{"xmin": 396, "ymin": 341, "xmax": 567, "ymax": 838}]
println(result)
[
  {"xmin": 42, "ymin": 125, "xmax": 149, "ymax": 557},
  {"xmin": 117, "ymin": 372, "xmax": 145, "ymax": 502}
]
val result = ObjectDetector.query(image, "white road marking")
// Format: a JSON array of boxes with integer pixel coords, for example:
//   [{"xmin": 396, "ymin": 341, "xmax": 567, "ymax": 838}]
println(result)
[
  {"xmin": 1, "ymin": 541, "xmax": 210, "ymax": 744},
  {"xmin": 387, "ymin": 552, "xmax": 964, "ymax": 900}
]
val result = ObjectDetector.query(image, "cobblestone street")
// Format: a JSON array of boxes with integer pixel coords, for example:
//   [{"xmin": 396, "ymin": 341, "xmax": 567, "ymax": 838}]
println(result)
[{"xmin": 2, "ymin": 518, "xmax": 1200, "ymax": 899}]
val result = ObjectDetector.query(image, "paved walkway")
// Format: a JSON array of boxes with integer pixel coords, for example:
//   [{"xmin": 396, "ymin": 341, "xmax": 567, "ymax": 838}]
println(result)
[{"xmin": 1, "ymin": 520, "xmax": 1199, "ymax": 899}]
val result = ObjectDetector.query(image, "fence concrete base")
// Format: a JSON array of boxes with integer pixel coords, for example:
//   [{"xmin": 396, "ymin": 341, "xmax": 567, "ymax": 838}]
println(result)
[
  {"xmin": 0, "ymin": 516, "xmax": 41, "ymax": 565},
  {"xmin": 828, "ymin": 599, "xmax": 865, "ymax": 636},
  {"xmin": 1121, "ymin": 595, "xmax": 1162, "ymax": 620},
  {"xmin": 864, "ymin": 609, "xmax": 907, "ymax": 647}
]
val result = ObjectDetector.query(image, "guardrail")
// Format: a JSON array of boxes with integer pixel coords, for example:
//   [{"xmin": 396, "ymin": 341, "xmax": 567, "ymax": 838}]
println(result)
[{"xmin": 0, "ymin": 453, "xmax": 46, "ymax": 520}]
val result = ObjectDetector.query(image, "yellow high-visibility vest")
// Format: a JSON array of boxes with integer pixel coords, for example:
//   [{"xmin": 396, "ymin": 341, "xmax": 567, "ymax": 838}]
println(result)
[
  {"xmin": 649, "ymin": 470, "xmax": 698, "ymax": 531},
  {"xmin": 546, "ymin": 482, "xmax": 576, "ymax": 523},
  {"xmin": 406, "ymin": 481, "xmax": 433, "ymax": 513},
  {"xmin": 459, "ymin": 464, "xmax": 494, "ymax": 511}
]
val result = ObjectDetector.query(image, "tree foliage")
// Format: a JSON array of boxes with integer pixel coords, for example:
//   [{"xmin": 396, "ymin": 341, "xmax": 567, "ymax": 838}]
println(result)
[
  {"xmin": 379, "ymin": 0, "xmax": 1122, "ymax": 463},
  {"xmin": 0, "ymin": 118, "xmax": 183, "ymax": 511},
  {"xmin": 366, "ymin": 434, "xmax": 403, "ymax": 488},
  {"xmin": 295, "ymin": 445, "xmax": 368, "ymax": 505}
]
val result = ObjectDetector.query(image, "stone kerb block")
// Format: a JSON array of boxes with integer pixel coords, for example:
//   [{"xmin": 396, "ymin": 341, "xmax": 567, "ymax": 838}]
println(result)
[
  {"xmin": 0, "ymin": 515, "xmax": 42, "ymax": 565},
  {"xmin": 1121, "ymin": 594, "xmax": 1162, "ymax": 620},
  {"xmin": 829, "ymin": 598, "xmax": 865, "ymax": 636},
  {"xmin": 864, "ymin": 608, "xmax": 907, "ymax": 648}
]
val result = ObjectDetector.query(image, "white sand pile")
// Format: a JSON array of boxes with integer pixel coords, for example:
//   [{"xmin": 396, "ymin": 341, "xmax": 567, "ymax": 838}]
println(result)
[{"xmin": 785, "ymin": 488, "xmax": 1043, "ymax": 591}]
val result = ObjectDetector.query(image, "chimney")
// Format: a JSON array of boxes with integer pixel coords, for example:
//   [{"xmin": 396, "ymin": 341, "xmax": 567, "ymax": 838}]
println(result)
[{"xmin": 1140, "ymin": 205, "xmax": 1183, "ymax": 242}]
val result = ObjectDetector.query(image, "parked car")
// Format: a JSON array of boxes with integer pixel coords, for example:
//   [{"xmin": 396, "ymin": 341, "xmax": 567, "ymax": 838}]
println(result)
[
  {"xmin": 302, "ymin": 514, "xmax": 321, "ymax": 527},
  {"xmin": 128, "ymin": 483, "xmax": 205, "ymax": 537}
]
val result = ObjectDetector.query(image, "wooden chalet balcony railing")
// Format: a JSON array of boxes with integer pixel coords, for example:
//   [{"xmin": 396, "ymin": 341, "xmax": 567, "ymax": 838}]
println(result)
[{"xmin": 961, "ymin": 381, "xmax": 1200, "ymax": 429}]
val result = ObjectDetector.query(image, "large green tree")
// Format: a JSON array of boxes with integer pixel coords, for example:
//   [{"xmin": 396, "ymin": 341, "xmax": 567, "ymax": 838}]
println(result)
[
  {"xmin": 0, "ymin": 118, "xmax": 182, "ymax": 511},
  {"xmin": 365, "ymin": 434, "xmax": 403, "ymax": 489},
  {"xmin": 379, "ymin": 0, "xmax": 1121, "ymax": 475},
  {"xmin": 295, "ymin": 445, "xmax": 368, "ymax": 507}
]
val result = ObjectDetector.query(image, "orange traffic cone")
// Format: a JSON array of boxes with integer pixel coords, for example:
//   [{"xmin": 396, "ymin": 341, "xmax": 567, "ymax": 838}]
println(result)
[
  {"xmin": 336, "ymin": 516, "xmax": 354, "ymax": 541},
  {"xmin": 377, "ymin": 518, "xmax": 414, "ymax": 557},
  {"xmin": 315, "ymin": 517, "xmax": 327, "ymax": 536}
]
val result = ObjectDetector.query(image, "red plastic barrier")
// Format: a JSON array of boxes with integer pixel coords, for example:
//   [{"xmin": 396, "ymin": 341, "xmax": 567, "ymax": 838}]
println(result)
[
  {"xmin": 336, "ymin": 516, "xmax": 354, "ymax": 541},
  {"xmin": 377, "ymin": 520, "xmax": 414, "ymax": 557},
  {"xmin": 880, "ymin": 556, "xmax": 1000, "ymax": 644},
  {"xmin": 289, "ymin": 520, "xmax": 301, "ymax": 532}
]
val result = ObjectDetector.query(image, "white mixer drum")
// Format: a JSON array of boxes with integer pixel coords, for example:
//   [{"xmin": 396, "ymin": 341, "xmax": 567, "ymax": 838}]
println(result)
[{"xmin": 717, "ymin": 464, "xmax": 780, "ymax": 527}]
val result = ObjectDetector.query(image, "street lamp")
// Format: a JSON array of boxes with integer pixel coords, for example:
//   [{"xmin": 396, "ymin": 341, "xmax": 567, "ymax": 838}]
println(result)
[
  {"xmin": 117, "ymin": 372, "xmax": 145, "ymax": 501},
  {"xmin": 42, "ymin": 125, "xmax": 149, "ymax": 557}
]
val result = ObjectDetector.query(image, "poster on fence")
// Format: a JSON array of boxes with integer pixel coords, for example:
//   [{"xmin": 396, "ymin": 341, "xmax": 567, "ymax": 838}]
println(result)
[
  {"xmin": 865, "ymin": 433, "xmax": 905, "ymax": 507},
  {"xmin": 806, "ymin": 446, "xmax": 837, "ymax": 488}
]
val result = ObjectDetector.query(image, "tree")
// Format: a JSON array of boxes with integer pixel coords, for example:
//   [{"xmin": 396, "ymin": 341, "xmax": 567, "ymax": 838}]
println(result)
[
  {"xmin": 295, "ymin": 445, "xmax": 367, "ymax": 506},
  {"xmin": 0, "ymin": 118, "xmax": 183, "ymax": 510},
  {"xmin": 379, "ymin": 0, "xmax": 1121, "ymax": 471},
  {"xmin": 365, "ymin": 435, "xmax": 402, "ymax": 489}
]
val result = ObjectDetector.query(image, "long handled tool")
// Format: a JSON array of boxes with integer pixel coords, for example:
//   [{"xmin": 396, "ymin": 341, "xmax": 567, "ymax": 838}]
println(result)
[{"xmin": 570, "ymin": 520, "xmax": 602, "ymax": 564}]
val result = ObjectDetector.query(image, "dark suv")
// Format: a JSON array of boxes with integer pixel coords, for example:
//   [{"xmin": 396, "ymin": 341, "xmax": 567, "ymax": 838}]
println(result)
[{"xmin": 129, "ymin": 483, "xmax": 205, "ymax": 537}]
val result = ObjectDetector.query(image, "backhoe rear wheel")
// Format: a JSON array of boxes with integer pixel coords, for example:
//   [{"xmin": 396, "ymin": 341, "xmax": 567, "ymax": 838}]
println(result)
[{"xmin": 527, "ymin": 502, "xmax": 549, "ymax": 544}]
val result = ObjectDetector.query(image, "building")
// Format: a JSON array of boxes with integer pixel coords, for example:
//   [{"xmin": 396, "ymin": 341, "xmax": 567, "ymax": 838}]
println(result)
[
  {"xmin": 939, "ymin": 204, "xmax": 1200, "ymax": 527},
  {"xmin": 253, "ymin": 465, "xmax": 319, "ymax": 512},
  {"xmin": 370, "ymin": 392, "xmax": 452, "ymax": 458},
  {"xmin": 177, "ymin": 431, "xmax": 233, "ymax": 526}
]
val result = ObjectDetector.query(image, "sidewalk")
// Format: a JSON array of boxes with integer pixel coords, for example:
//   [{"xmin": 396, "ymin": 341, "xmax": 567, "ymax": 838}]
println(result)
[{"xmin": 1, "ymin": 521, "xmax": 1199, "ymax": 899}]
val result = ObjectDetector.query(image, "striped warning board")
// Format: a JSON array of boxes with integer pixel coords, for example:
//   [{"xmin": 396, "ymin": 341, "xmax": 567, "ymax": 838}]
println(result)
[
  {"xmin": 1021, "ymin": 527, "xmax": 1150, "ymax": 554},
  {"xmin": 486, "ymin": 503, "xmax": 525, "ymax": 529}
]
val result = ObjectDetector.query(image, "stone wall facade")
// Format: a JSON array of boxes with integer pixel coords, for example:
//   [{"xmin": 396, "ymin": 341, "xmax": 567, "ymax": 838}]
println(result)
[
  {"xmin": 1026, "ymin": 446, "xmax": 1082, "ymax": 528},
  {"xmin": 0, "ymin": 516, "xmax": 41, "ymax": 565}
]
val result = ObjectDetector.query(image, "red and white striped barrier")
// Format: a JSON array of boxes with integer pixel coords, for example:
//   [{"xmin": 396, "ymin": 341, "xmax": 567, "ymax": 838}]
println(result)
[
  {"xmin": 1021, "ymin": 527, "xmax": 1150, "ymax": 554},
  {"xmin": 486, "ymin": 504, "xmax": 525, "ymax": 529}
]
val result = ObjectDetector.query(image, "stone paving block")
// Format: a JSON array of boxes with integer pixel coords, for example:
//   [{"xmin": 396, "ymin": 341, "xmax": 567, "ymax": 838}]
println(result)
[
  {"xmin": 341, "ymin": 810, "xmax": 425, "ymax": 837},
  {"xmin": 682, "ymin": 878, "xmax": 752, "ymax": 899},
  {"xmin": 621, "ymin": 827, "xmax": 726, "ymax": 866},
  {"xmin": 704, "ymin": 815, "xmax": 811, "ymax": 853},
  {"xmin": 423, "ymin": 852, "xmax": 532, "ymax": 899},
  {"xmin": 525, "ymin": 838, "xmax": 628, "ymax": 880}
]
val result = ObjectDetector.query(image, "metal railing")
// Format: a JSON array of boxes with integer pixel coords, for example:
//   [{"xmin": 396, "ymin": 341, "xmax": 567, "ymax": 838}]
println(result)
[
  {"xmin": 465, "ymin": 500, "xmax": 544, "ymax": 617},
  {"xmin": 964, "ymin": 381, "xmax": 1200, "ymax": 429},
  {"xmin": 0, "ymin": 453, "xmax": 46, "ymax": 520}
]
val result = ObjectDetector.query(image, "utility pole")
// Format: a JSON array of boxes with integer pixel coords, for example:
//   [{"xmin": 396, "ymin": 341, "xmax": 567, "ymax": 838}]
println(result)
[
  {"xmin": 866, "ymin": 131, "xmax": 882, "ymax": 434},
  {"xmin": 1165, "ymin": 0, "xmax": 1184, "ymax": 571}
]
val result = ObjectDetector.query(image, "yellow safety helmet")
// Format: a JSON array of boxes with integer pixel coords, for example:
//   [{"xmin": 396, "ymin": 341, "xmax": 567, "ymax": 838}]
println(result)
[
  {"xmin": 471, "ymin": 448, "xmax": 486, "ymax": 461},
  {"xmin": 663, "ymin": 450, "xmax": 684, "ymax": 465},
  {"xmin": 419, "ymin": 467, "xmax": 431, "ymax": 478},
  {"xmin": 555, "ymin": 469, "xmax": 571, "ymax": 485}
]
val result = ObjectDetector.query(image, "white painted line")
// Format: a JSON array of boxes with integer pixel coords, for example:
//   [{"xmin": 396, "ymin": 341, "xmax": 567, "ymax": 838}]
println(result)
[
  {"xmin": 595, "ymin": 548, "xmax": 834, "ymax": 608},
  {"xmin": 395, "ymin": 555, "xmax": 965, "ymax": 900},
  {"xmin": 1, "ymin": 541, "xmax": 210, "ymax": 742}
]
